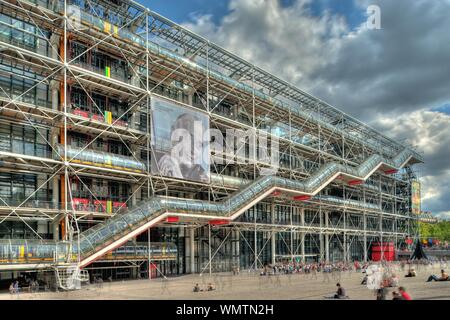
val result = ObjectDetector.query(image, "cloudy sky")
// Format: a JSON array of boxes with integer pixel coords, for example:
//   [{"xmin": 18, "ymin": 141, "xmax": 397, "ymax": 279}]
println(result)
[{"xmin": 143, "ymin": 0, "xmax": 450, "ymax": 219}]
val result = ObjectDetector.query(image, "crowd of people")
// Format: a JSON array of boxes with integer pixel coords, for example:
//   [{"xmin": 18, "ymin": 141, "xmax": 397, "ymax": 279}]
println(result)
[
  {"xmin": 191, "ymin": 257, "xmax": 448, "ymax": 300},
  {"xmin": 259, "ymin": 260, "xmax": 368, "ymax": 277},
  {"xmin": 8, "ymin": 277, "xmax": 48, "ymax": 295}
]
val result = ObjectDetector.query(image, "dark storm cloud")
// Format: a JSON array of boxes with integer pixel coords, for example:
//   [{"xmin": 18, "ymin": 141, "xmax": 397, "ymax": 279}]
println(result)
[{"xmin": 313, "ymin": 0, "xmax": 450, "ymax": 120}]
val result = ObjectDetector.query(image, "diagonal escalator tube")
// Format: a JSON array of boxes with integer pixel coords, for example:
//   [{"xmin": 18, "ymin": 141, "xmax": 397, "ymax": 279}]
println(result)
[{"xmin": 75, "ymin": 148, "xmax": 420, "ymax": 266}]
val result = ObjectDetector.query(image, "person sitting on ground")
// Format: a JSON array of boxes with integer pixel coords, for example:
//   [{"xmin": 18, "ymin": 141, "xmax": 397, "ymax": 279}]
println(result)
[
  {"xmin": 398, "ymin": 286, "xmax": 412, "ymax": 300},
  {"xmin": 389, "ymin": 274, "xmax": 399, "ymax": 287},
  {"xmin": 193, "ymin": 283, "xmax": 201, "ymax": 292},
  {"xmin": 392, "ymin": 291, "xmax": 403, "ymax": 300},
  {"xmin": 361, "ymin": 274, "xmax": 368, "ymax": 285},
  {"xmin": 405, "ymin": 268, "xmax": 416, "ymax": 277},
  {"xmin": 206, "ymin": 283, "xmax": 215, "ymax": 291},
  {"xmin": 334, "ymin": 283, "xmax": 347, "ymax": 299},
  {"xmin": 426, "ymin": 269, "xmax": 449, "ymax": 282}
]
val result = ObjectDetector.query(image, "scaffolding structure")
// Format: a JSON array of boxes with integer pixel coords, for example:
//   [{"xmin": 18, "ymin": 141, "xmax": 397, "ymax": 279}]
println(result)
[{"xmin": 0, "ymin": 0, "xmax": 424, "ymax": 284}]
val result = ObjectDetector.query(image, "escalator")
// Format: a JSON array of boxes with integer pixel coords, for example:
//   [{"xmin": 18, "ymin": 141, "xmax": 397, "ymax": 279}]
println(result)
[
  {"xmin": 0, "ymin": 148, "xmax": 422, "ymax": 271},
  {"xmin": 73, "ymin": 147, "xmax": 421, "ymax": 268}
]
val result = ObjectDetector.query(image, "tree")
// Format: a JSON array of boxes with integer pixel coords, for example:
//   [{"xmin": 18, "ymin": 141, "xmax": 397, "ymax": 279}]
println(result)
[{"xmin": 419, "ymin": 221, "xmax": 450, "ymax": 242}]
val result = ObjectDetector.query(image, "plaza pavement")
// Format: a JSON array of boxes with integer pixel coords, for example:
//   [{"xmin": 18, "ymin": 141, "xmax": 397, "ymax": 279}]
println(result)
[{"xmin": 0, "ymin": 264, "xmax": 449, "ymax": 300}]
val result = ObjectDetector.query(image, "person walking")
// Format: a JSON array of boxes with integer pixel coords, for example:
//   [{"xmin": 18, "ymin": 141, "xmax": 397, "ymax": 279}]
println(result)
[
  {"xmin": 322, "ymin": 265, "xmax": 330, "ymax": 283},
  {"xmin": 161, "ymin": 277, "xmax": 171, "ymax": 295},
  {"xmin": 376, "ymin": 284, "xmax": 388, "ymax": 300},
  {"xmin": 13, "ymin": 280, "xmax": 19, "ymax": 298}
]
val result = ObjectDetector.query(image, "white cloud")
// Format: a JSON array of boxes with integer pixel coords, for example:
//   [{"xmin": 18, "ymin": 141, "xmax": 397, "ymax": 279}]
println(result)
[
  {"xmin": 368, "ymin": 110, "xmax": 450, "ymax": 217},
  {"xmin": 182, "ymin": 0, "xmax": 450, "ymax": 217},
  {"xmin": 183, "ymin": 0, "xmax": 348, "ymax": 86}
]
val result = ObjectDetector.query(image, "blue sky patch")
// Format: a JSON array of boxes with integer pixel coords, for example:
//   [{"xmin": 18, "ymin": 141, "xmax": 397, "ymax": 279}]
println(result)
[
  {"xmin": 141, "ymin": 0, "xmax": 366, "ymax": 30},
  {"xmin": 431, "ymin": 103, "xmax": 450, "ymax": 115},
  {"xmin": 142, "ymin": 0, "xmax": 230, "ymax": 25}
]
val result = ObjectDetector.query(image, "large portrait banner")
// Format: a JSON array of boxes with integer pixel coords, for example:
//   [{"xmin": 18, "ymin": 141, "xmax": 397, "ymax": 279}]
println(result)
[
  {"xmin": 411, "ymin": 181, "xmax": 421, "ymax": 215},
  {"xmin": 151, "ymin": 96, "xmax": 210, "ymax": 183}
]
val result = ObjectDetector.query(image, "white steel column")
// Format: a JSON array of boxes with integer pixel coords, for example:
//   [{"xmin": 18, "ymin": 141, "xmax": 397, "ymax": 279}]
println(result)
[
  {"xmin": 300, "ymin": 208, "xmax": 305, "ymax": 262},
  {"xmin": 290, "ymin": 205, "xmax": 294, "ymax": 263},
  {"xmin": 325, "ymin": 211, "xmax": 329, "ymax": 262},
  {"xmin": 190, "ymin": 227, "xmax": 195, "ymax": 273},
  {"xmin": 271, "ymin": 202, "xmax": 276, "ymax": 265},
  {"xmin": 319, "ymin": 209, "xmax": 324, "ymax": 261},
  {"xmin": 232, "ymin": 229, "xmax": 240, "ymax": 270},
  {"xmin": 343, "ymin": 211, "xmax": 347, "ymax": 262},
  {"xmin": 208, "ymin": 224, "xmax": 212, "ymax": 276},
  {"xmin": 363, "ymin": 186, "xmax": 368, "ymax": 262},
  {"xmin": 363, "ymin": 213, "xmax": 368, "ymax": 262},
  {"xmin": 52, "ymin": 174, "xmax": 60, "ymax": 240},
  {"xmin": 148, "ymin": 228, "xmax": 151, "ymax": 279},
  {"xmin": 254, "ymin": 210, "xmax": 257, "ymax": 270},
  {"xmin": 379, "ymin": 175, "xmax": 384, "ymax": 260},
  {"xmin": 63, "ymin": 0, "xmax": 69, "ymax": 242}
]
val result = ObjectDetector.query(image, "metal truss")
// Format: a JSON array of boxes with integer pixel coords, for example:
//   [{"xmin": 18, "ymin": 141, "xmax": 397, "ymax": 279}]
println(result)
[{"xmin": 0, "ymin": 0, "xmax": 423, "ymax": 275}]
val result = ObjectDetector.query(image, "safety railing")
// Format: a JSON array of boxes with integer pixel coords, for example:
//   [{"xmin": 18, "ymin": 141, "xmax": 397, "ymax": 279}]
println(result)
[
  {"xmin": 0, "ymin": 147, "xmax": 421, "ymax": 265},
  {"xmin": 74, "ymin": 148, "xmax": 420, "ymax": 259},
  {"xmin": 0, "ymin": 239, "xmax": 176, "ymax": 265},
  {"xmin": 0, "ymin": 198, "xmax": 129, "ymax": 214}
]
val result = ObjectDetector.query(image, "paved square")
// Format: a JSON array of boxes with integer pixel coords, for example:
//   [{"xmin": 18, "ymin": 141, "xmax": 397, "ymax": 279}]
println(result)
[{"xmin": 1, "ymin": 264, "xmax": 449, "ymax": 300}]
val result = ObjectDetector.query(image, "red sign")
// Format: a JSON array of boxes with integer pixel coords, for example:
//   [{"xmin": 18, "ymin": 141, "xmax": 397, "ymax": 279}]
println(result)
[
  {"xmin": 348, "ymin": 180, "xmax": 364, "ymax": 186},
  {"xmin": 371, "ymin": 242, "xmax": 395, "ymax": 261},
  {"xmin": 209, "ymin": 219, "xmax": 229, "ymax": 226},
  {"xmin": 73, "ymin": 109, "xmax": 89, "ymax": 118},
  {"xmin": 166, "ymin": 216, "xmax": 179, "ymax": 223},
  {"xmin": 293, "ymin": 195, "xmax": 311, "ymax": 201}
]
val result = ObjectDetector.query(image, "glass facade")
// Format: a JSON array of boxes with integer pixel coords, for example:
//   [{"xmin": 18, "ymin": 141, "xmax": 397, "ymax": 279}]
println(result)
[{"xmin": 0, "ymin": 0, "xmax": 422, "ymax": 284}]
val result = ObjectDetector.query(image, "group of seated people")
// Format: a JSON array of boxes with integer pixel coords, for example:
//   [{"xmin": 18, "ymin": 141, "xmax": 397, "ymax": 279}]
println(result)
[
  {"xmin": 361, "ymin": 273, "xmax": 399, "ymax": 287},
  {"xmin": 384, "ymin": 274, "xmax": 399, "ymax": 287},
  {"xmin": 193, "ymin": 283, "xmax": 216, "ymax": 292},
  {"xmin": 362, "ymin": 266, "xmax": 449, "ymax": 284},
  {"xmin": 391, "ymin": 287, "xmax": 412, "ymax": 300}
]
